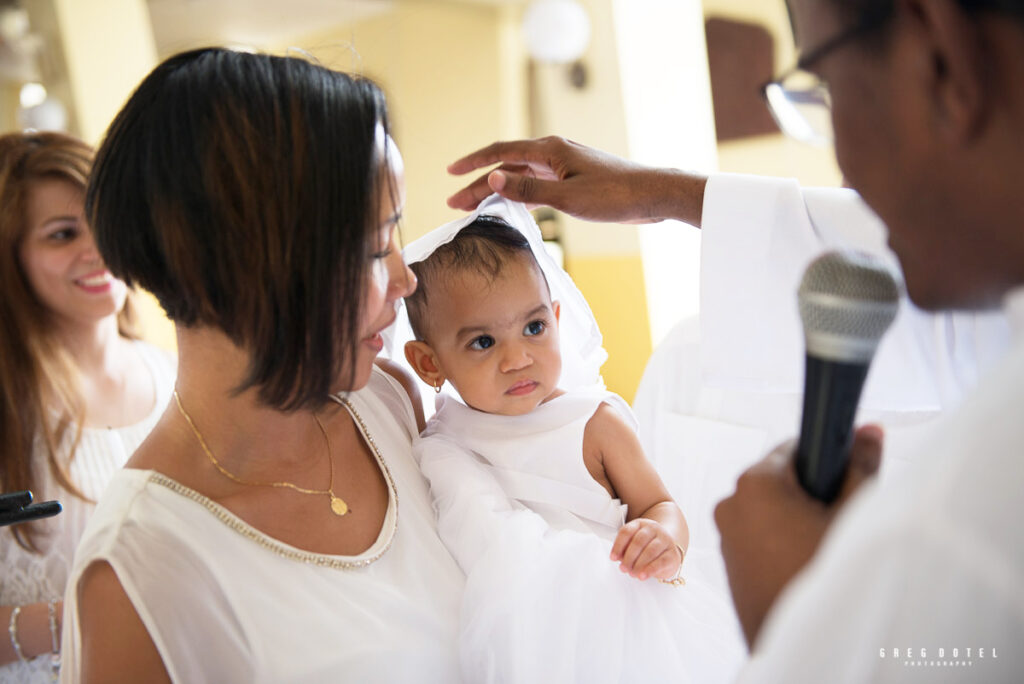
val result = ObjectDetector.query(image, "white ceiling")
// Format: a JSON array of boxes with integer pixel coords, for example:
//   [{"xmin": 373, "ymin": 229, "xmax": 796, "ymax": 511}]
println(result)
[{"xmin": 146, "ymin": 0, "xmax": 520, "ymax": 57}]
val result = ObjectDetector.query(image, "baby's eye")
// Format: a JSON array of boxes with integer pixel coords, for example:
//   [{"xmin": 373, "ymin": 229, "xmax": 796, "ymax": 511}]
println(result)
[
  {"xmin": 469, "ymin": 335, "xmax": 495, "ymax": 351},
  {"xmin": 524, "ymin": 320, "xmax": 545, "ymax": 336}
]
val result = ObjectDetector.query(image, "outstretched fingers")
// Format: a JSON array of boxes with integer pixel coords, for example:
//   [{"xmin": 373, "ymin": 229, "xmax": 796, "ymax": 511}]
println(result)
[
  {"xmin": 447, "ymin": 138, "xmax": 561, "ymax": 176},
  {"xmin": 447, "ymin": 166, "xmax": 567, "ymax": 211},
  {"xmin": 446, "ymin": 172, "xmax": 500, "ymax": 210}
]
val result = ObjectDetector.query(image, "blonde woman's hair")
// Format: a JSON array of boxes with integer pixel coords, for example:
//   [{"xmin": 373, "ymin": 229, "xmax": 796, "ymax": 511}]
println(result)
[{"xmin": 0, "ymin": 131, "xmax": 136, "ymax": 551}]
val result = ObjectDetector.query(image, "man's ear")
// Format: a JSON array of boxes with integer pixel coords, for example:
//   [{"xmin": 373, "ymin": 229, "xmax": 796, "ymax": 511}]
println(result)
[
  {"xmin": 903, "ymin": 0, "xmax": 988, "ymax": 140},
  {"xmin": 404, "ymin": 340, "xmax": 445, "ymax": 388}
]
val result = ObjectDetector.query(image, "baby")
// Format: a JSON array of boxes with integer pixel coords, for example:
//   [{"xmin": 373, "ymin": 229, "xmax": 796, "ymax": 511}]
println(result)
[
  {"xmin": 404, "ymin": 214, "xmax": 688, "ymax": 584},
  {"xmin": 396, "ymin": 196, "xmax": 743, "ymax": 684}
]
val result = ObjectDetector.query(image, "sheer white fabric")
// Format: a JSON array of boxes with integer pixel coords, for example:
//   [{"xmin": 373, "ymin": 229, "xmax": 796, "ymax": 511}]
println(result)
[
  {"xmin": 59, "ymin": 366, "xmax": 464, "ymax": 684},
  {"xmin": 1, "ymin": 341, "xmax": 174, "ymax": 683},
  {"xmin": 418, "ymin": 389, "xmax": 745, "ymax": 684},
  {"xmin": 738, "ymin": 286, "xmax": 1024, "ymax": 683}
]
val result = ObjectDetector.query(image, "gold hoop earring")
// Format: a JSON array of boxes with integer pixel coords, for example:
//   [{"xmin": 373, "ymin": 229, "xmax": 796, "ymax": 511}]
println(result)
[{"xmin": 433, "ymin": 379, "xmax": 443, "ymax": 394}]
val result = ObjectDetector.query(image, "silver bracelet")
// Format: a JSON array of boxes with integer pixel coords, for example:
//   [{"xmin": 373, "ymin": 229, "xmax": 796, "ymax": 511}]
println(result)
[
  {"xmin": 47, "ymin": 599, "xmax": 60, "ymax": 678},
  {"xmin": 8, "ymin": 605, "xmax": 27, "ymax": 663}
]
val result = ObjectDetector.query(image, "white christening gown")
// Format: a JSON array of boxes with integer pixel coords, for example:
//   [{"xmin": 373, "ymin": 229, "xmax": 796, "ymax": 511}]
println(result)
[{"xmin": 416, "ymin": 387, "xmax": 746, "ymax": 684}]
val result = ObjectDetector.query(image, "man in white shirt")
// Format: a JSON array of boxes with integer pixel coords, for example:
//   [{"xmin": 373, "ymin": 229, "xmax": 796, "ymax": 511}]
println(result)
[{"xmin": 446, "ymin": 1, "xmax": 1024, "ymax": 680}]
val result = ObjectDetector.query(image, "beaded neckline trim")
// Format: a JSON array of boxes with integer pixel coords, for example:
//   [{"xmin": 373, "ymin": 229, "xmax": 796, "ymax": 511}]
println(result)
[{"xmin": 149, "ymin": 396, "xmax": 398, "ymax": 570}]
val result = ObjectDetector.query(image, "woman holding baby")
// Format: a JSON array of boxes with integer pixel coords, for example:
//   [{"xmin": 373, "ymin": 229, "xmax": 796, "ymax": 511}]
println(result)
[{"xmin": 62, "ymin": 46, "xmax": 740, "ymax": 684}]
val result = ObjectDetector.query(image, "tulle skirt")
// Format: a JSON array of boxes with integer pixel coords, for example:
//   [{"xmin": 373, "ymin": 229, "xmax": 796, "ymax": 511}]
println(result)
[{"xmin": 459, "ymin": 516, "xmax": 747, "ymax": 684}]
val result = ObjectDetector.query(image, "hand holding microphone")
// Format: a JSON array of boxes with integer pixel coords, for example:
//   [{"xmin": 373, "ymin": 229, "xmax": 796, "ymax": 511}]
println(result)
[
  {"xmin": 716, "ymin": 250, "xmax": 899, "ymax": 645},
  {"xmin": 796, "ymin": 250, "xmax": 901, "ymax": 503}
]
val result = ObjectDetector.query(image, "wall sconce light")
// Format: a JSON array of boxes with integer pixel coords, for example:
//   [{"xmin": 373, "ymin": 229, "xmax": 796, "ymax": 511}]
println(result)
[
  {"xmin": 18, "ymin": 82, "xmax": 67, "ymax": 132},
  {"xmin": 521, "ymin": 0, "xmax": 591, "ymax": 64},
  {"xmin": 19, "ymin": 81, "xmax": 46, "ymax": 108}
]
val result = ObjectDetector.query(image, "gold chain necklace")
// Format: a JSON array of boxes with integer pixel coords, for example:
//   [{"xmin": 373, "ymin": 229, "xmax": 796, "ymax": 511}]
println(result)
[{"xmin": 173, "ymin": 390, "xmax": 350, "ymax": 516}]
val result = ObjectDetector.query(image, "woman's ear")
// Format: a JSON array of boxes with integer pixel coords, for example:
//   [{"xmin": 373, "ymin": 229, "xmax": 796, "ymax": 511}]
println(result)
[
  {"xmin": 404, "ymin": 340, "xmax": 445, "ymax": 388},
  {"xmin": 552, "ymin": 300, "xmax": 561, "ymax": 324}
]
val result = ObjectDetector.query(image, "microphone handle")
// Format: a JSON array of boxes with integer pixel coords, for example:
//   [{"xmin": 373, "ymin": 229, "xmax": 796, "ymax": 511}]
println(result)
[{"xmin": 796, "ymin": 354, "xmax": 870, "ymax": 503}]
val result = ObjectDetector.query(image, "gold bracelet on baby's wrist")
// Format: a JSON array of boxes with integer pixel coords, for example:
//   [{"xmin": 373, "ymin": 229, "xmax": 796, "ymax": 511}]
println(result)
[{"xmin": 659, "ymin": 544, "xmax": 687, "ymax": 587}]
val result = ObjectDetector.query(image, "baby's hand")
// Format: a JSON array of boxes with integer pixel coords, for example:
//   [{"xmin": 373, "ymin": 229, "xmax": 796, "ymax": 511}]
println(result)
[{"xmin": 610, "ymin": 518, "xmax": 682, "ymax": 581}]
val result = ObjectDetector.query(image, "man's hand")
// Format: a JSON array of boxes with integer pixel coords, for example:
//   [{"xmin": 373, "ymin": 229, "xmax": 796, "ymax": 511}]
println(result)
[
  {"xmin": 714, "ymin": 425, "xmax": 884, "ymax": 647},
  {"xmin": 447, "ymin": 136, "xmax": 707, "ymax": 227}
]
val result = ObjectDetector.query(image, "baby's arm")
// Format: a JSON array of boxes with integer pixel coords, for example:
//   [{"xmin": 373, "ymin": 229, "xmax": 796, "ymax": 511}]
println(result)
[{"xmin": 583, "ymin": 403, "xmax": 690, "ymax": 581}]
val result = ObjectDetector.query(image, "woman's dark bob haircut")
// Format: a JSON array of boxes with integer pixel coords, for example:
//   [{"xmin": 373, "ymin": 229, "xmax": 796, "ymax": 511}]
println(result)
[{"xmin": 88, "ymin": 48, "xmax": 392, "ymax": 411}]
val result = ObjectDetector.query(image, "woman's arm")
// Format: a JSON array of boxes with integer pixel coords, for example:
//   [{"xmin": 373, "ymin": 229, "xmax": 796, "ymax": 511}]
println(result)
[
  {"xmin": 76, "ymin": 561, "xmax": 170, "ymax": 683},
  {"xmin": 582, "ymin": 403, "xmax": 689, "ymax": 581},
  {"xmin": 0, "ymin": 601, "xmax": 60, "ymax": 666}
]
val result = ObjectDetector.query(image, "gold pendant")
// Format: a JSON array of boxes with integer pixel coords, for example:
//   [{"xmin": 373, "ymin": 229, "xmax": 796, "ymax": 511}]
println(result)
[{"xmin": 330, "ymin": 495, "xmax": 350, "ymax": 516}]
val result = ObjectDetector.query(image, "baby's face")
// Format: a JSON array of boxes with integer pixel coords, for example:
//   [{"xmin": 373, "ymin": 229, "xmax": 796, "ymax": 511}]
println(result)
[{"xmin": 426, "ymin": 254, "xmax": 561, "ymax": 416}]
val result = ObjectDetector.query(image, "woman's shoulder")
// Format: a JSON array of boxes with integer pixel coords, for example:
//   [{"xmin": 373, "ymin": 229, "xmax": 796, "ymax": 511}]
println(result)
[
  {"xmin": 67, "ymin": 468, "xmax": 256, "ymax": 683},
  {"xmin": 70, "ymin": 469, "xmax": 178, "ymax": 590},
  {"xmin": 73, "ymin": 469, "xmax": 187, "ymax": 559},
  {"xmin": 71, "ymin": 468, "xmax": 248, "ymax": 620},
  {"xmin": 344, "ymin": 362, "xmax": 423, "ymax": 440}
]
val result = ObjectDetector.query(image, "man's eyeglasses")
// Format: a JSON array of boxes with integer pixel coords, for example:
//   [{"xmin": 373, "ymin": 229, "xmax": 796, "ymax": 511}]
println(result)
[{"xmin": 762, "ymin": 7, "xmax": 893, "ymax": 146}]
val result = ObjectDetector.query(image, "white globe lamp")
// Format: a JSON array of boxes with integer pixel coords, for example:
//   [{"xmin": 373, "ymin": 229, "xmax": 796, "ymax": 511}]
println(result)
[{"xmin": 521, "ymin": 0, "xmax": 592, "ymax": 64}]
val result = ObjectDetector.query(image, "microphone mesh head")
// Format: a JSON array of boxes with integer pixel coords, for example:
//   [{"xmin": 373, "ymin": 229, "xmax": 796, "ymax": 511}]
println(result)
[{"xmin": 798, "ymin": 250, "xmax": 901, "ymax": 361}]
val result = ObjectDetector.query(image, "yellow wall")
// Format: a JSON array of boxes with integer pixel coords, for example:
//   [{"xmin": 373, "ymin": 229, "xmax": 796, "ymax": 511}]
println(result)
[
  {"xmin": 287, "ymin": 2, "xmax": 527, "ymax": 242},
  {"xmin": 566, "ymin": 255, "xmax": 650, "ymax": 403},
  {"xmin": 0, "ymin": 83, "xmax": 19, "ymax": 131},
  {"xmin": 50, "ymin": 0, "xmax": 158, "ymax": 145},
  {"xmin": 703, "ymin": 0, "xmax": 842, "ymax": 185}
]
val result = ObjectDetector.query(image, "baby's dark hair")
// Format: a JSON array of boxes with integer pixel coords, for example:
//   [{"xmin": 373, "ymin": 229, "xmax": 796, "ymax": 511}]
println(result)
[{"xmin": 406, "ymin": 215, "xmax": 547, "ymax": 340}]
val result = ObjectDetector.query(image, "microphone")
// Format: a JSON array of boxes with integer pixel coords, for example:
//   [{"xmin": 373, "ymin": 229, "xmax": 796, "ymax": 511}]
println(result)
[{"xmin": 796, "ymin": 250, "xmax": 900, "ymax": 502}]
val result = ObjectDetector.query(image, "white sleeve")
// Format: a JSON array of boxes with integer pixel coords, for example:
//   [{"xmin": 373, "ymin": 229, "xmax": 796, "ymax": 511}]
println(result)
[
  {"xmin": 737, "ymin": 489, "xmax": 1023, "ymax": 683},
  {"xmin": 698, "ymin": 173, "xmax": 1010, "ymax": 411},
  {"xmin": 62, "ymin": 481, "xmax": 254, "ymax": 684}
]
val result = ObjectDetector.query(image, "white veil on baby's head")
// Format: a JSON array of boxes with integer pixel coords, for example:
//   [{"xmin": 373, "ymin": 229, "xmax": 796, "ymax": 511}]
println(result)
[{"xmin": 384, "ymin": 194, "xmax": 608, "ymax": 413}]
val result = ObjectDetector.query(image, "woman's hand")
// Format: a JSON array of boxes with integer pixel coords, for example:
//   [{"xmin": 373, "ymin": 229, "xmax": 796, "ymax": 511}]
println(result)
[
  {"xmin": 447, "ymin": 136, "xmax": 707, "ymax": 227},
  {"xmin": 610, "ymin": 517, "xmax": 683, "ymax": 581}
]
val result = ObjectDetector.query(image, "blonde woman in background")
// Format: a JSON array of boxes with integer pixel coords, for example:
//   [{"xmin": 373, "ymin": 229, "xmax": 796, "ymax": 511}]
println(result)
[{"xmin": 0, "ymin": 131, "xmax": 175, "ymax": 681}]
